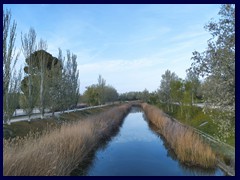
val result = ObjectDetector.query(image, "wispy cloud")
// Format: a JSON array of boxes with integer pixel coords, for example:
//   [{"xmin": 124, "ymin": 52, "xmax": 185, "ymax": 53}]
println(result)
[{"xmin": 4, "ymin": 4, "xmax": 220, "ymax": 93}]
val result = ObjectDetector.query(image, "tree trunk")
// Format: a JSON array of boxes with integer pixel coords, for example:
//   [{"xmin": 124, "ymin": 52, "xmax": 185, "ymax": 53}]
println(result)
[
  {"xmin": 7, "ymin": 119, "xmax": 11, "ymax": 125},
  {"xmin": 40, "ymin": 70, "xmax": 44, "ymax": 119},
  {"xmin": 191, "ymin": 91, "xmax": 194, "ymax": 106},
  {"xmin": 28, "ymin": 59, "xmax": 32, "ymax": 122},
  {"xmin": 6, "ymin": 93, "xmax": 9, "ymax": 124},
  {"xmin": 180, "ymin": 104, "xmax": 183, "ymax": 116}
]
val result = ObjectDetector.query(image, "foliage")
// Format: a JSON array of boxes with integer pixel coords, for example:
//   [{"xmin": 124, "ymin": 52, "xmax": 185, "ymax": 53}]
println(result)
[
  {"xmin": 158, "ymin": 70, "xmax": 178, "ymax": 112},
  {"xmin": 20, "ymin": 49, "xmax": 62, "ymax": 115},
  {"xmin": 64, "ymin": 50, "xmax": 80, "ymax": 109},
  {"xmin": 84, "ymin": 85, "xmax": 99, "ymax": 106},
  {"xmin": 156, "ymin": 102, "xmax": 235, "ymax": 147},
  {"xmin": 189, "ymin": 4, "xmax": 235, "ymax": 140},
  {"xmin": 83, "ymin": 75, "xmax": 118, "ymax": 105}
]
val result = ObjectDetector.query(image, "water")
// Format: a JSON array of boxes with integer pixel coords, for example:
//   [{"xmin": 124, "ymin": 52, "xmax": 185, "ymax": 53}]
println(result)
[{"xmin": 73, "ymin": 107, "xmax": 225, "ymax": 176}]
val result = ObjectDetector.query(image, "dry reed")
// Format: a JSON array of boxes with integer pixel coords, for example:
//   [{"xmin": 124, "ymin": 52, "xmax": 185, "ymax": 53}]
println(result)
[
  {"xmin": 141, "ymin": 103, "xmax": 216, "ymax": 168},
  {"xmin": 4, "ymin": 104, "xmax": 131, "ymax": 176}
]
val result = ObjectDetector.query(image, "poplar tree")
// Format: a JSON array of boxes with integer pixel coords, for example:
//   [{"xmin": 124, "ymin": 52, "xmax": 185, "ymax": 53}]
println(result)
[
  {"xmin": 21, "ymin": 28, "xmax": 37, "ymax": 121},
  {"xmin": 3, "ymin": 9, "xmax": 21, "ymax": 124}
]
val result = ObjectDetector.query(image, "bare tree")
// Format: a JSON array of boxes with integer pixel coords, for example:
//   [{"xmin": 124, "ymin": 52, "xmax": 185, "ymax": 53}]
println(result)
[
  {"xmin": 3, "ymin": 9, "xmax": 21, "ymax": 124},
  {"xmin": 21, "ymin": 28, "xmax": 37, "ymax": 121}
]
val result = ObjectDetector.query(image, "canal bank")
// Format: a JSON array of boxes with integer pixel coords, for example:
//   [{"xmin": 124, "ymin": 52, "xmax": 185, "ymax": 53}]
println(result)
[{"xmin": 73, "ymin": 106, "xmax": 224, "ymax": 176}]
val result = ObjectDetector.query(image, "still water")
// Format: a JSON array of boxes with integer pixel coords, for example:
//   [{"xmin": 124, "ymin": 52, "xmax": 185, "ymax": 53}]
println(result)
[{"xmin": 73, "ymin": 107, "xmax": 225, "ymax": 176}]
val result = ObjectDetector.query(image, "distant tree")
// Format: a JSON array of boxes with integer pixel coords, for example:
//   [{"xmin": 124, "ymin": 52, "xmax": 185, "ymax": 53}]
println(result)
[
  {"xmin": 84, "ymin": 85, "xmax": 99, "ymax": 106},
  {"xmin": 97, "ymin": 75, "xmax": 106, "ymax": 104},
  {"xmin": 3, "ymin": 9, "xmax": 21, "ymax": 124},
  {"xmin": 189, "ymin": 4, "xmax": 235, "ymax": 140},
  {"xmin": 83, "ymin": 76, "xmax": 118, "ymax": 105},
  {"xmin": 141, "ymin": 89, "xmax": 150, "ymax": 102},
  {"xmin": 103, "ymin": 85, "xmax": 119, "ymax": 103},
  {"xmin": 170, "ymin": 78, "xmax": 184, "ymax": 115},
  {"xmin": 185, "ymin": 70, "xmax": 201, "ymax": 105},
  {"xmin": 158, "ymin": 70, "xmax": 178, "ymax": 112},
  {"xmin": 148, "ymin": 91, "xmax": 159, "ymax": 105}
]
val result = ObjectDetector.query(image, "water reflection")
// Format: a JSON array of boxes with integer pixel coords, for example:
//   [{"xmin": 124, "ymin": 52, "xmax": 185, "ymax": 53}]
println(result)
[
  {"xmin": 71, "ymin": 107, "xmax": 224, "ymax": 176},
  {"xmin": 129, "ymin": 106, "xmax": 142, "ymax": 113},
  {"xmin": 70, "ymin": 112, "xmax": 125, "ymax": 176},
  {"xmin": 145, "ymin": 118, "xmax": 219, "ymax": 176}
]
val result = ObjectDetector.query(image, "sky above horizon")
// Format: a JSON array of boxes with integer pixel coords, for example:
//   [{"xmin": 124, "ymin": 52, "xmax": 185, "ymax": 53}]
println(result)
[{"xmin": 4, "ymin": 4, "xmax": 220, "ymax": 94}]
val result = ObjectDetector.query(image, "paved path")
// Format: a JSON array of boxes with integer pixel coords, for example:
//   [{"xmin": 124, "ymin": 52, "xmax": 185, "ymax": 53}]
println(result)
[{"xmin": 9, "ymin": 104, "xmax": 110, "ymax": 123}]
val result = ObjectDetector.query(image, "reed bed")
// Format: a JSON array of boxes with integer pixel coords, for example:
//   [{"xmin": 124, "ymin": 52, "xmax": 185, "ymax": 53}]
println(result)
[
  {"xmin": 4, "ymin": 104, "xmax": 131, "ymax": 176},
  {"xmin": 141, "ymin": 103, "xmax": 216, "ymax": 168}
]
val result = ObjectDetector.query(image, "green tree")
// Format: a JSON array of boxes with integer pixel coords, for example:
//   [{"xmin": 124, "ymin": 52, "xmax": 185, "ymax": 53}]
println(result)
[
  {"xmin": 63, "ymin": 50, "xmax": 80, "ymax": 110},
  {"xmin": 148, "ymin": 91, "xmax": 159, "ymax": 105},
  {"xmin": 189, "ymin": 4, "xmax": 235, "ymax": 140},
  {"xmin": 103, "ymin": 85, "xmax": 119, "ymax": 103},
  {"xmin": 97, "ymin": 74, "xmax": 106, "ymax": 104},
  {"xmin": 185, "ymin": 70, "xmax": 201, "ymax": 105},
  {"xmin": 83, "ymin": 76, "xmax": 118, "ymax": 105},
  {"xmin": 46, "ymin": 48, "xmax": 66, "ymax": 116},
  {"xmin": 83, "ymin": 85, "xmax": 99, "ymax": 106},
  {"xmin": 158, "ymin": 70, "xmax": 178, "ymax": 112},
  {"xmin": 170, "ymin": 78, "xmax": 184, "ymax": 115},
  {"xmin": 20, "ymin": 49, "xmax": 62, "ymax": 116},
  {"xmin": 140, "ymin": 89, "xmax": 150, "ymax": 102}
]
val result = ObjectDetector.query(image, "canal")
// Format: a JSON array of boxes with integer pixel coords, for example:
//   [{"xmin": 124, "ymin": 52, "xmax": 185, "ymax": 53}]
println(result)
[{"xmin": 73, "ymin": 107, "xmax": 225, "ymax": 176}]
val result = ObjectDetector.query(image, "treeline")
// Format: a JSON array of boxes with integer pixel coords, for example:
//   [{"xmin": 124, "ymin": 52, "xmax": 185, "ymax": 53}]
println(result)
[
  {"xmin": 118, "ymin": 89, "xmax": 158, "ymax": 104},
  {"xmin": 3, "ymin": 9, "xmax": 80, "ymax": 124},
  {"xmin": 3, "ymin": 9, "xmax": 122, "ymax": 125}
]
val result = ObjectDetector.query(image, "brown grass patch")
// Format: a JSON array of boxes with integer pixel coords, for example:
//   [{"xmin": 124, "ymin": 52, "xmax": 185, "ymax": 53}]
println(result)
[
  {"xmin": 4, "ymin": 104, "xmax": 131, "ymax": 176},
  {"xmin": 141, "ymin": 103, "xmax": 216, "ymax": 168}
]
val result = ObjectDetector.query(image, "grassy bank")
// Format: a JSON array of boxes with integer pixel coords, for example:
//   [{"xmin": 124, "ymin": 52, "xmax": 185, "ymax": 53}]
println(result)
[
  {"xmin": 141, "ymin": 103, "xmax": 216, "ymax": 168},
  {"xmin": 155, "ymin": 103, "xmax": 235, "ymax": 147},
  {"xmin": 4, "ymin": 104, "xmax": 131, "ymax": 176},
  {"xmin": 3, "ymin": 105, "xmax": 114, "ymax": 140}
]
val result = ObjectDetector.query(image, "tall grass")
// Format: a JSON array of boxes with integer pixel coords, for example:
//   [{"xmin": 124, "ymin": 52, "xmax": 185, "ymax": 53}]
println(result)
[
  {"xmin": 141, "ymin": 103, "xmax": 216, "ymax": 168},
  {"xmin": 4, "ymin": 104, "xmax": 131, "ymax": 176}
]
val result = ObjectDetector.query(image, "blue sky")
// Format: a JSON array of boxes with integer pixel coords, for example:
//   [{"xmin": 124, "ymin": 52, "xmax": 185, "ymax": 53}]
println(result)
[{"xmin": 4, "ymin": 4, "xmax": 220, "ymax": 94}]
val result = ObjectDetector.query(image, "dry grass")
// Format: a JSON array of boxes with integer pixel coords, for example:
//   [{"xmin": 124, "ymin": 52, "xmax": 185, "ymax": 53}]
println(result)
[
  {"xmin": 4, "ymin": 104, "xmax": 131, "ymax": 176},
  {"xmin": 141, "ymin": 103, "xmax": 216, "ymax": 168}
]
